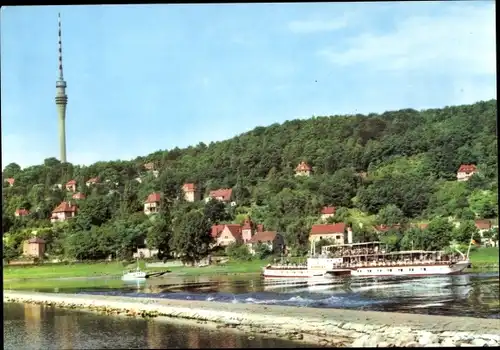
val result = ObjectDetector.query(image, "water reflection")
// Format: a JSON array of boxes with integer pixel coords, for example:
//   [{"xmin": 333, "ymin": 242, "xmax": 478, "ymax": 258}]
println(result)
[
  {"xmin": 4, "ymin": 303, "xmax": 309, "ymax": 349},
  {"xmin": 9, "ymin": 272, "xmax": 500, "ymax": 319}
]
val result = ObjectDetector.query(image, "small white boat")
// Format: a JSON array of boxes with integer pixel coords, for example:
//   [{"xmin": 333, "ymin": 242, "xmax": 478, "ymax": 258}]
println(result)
[
  {"xmin": 122, "ymin": 259, "xmax": 147, "ymax": 281},
  {"xmin": 122, "ymin": 267, "xmax": 146, "ymax": 281}
]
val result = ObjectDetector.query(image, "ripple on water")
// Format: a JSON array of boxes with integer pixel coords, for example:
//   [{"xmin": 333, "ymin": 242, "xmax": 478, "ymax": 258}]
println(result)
[{"xmin": 35, "ymin": 272, "xmax": 500, "ymax": 319}]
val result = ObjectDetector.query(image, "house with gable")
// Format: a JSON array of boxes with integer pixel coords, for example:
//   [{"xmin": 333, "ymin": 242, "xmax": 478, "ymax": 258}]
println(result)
[
  {"xmin": 65, "ymin": 179, "xmax": 77, "ymax": 192},
  {"xmin": 320, "ymin": 206, "xmax": 336, "ymax": 221},
  {"xmin": 85, "ymin": 177, "xmax": 100, "ymax": 187},
  {"xmin": 295, "ymin": 161, "xmax": 312, "ymax": 177},
  {"xmin": 72, "ymin": 192, "xmax": 86, "ymax": 200},
  {"xmin": 211, "ymin": 224, "xmax": 243, "ymax": 247},
  {"xmin": 51, "ymin": 201, "xmax": 78, "ymax": 223},
  {"xmin": 205, "ymin": 188, "xmax": 233, "ymax": 204},
  {"xmin": 309, "ymin": 223, "xmax": 346, "ymax": 246},
  {"xmin": 144, "ymin": 162, "xmax": 159, "ymax": 178},
  {"xmin": 22, "ymin": 235, "xmax": 46, "ymax": 259},
  {"xmin": 144, "ymin": 192, "xmax": 161, "ymax": 215},
  {"xmin": 247, "ymin": 229, "xmax": 285, "ymax": 255},
  {"xmin": 15, "ymin": 208, "xmax": 30, "ymax": 217},
  {"xmin": 182, "ymin": 183, "xmax": 200, "ymax": 202},
  {"xmin": 457, "ymin": 164, "xmax": 478, "ymax": 182}
]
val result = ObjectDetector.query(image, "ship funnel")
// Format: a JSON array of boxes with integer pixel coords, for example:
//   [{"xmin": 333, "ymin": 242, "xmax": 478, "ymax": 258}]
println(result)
[{"xmin": 347, "ymin": 227, "xmax": 353, "ymax": 244}]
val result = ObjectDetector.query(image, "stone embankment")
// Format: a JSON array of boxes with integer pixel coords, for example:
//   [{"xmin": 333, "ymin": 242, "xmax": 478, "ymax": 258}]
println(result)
[{"xmin": 4, "ymin": 291, "xmax": 500, "ymax": 347}]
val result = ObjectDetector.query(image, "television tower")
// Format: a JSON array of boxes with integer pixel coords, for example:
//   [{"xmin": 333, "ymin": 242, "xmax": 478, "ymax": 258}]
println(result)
[{"xmin": 55, "ymin": 13, "xmax": 68, "ymax": 163}]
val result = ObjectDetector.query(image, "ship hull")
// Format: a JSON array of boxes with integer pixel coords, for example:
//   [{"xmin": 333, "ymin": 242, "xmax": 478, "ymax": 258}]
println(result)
[{"xmin": 350, "ymin": 261, "xmax": 470, "ymax": 277}]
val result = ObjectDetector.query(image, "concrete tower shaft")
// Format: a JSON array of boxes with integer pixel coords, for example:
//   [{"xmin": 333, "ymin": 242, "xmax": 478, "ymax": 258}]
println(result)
[{"xmin": 55, "ymin": 12, "xmax": 68, "ymax": 163}]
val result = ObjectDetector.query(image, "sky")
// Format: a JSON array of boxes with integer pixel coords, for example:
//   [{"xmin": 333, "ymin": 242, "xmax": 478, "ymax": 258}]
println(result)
[{"xmin": 1, "ymin": 2, "xmax": 496, "ymax": 169}]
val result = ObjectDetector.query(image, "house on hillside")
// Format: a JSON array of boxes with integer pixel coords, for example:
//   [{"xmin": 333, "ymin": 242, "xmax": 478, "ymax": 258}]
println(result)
[
  {"xmin": 65, "ymin": 179, "xmax": 77, "ymax": 192},
  {"xmin": 475, "ymin": 219, "xmax": 492, "ymax": 233},
  {"xmin": 309, "ymin": 223, "xmax": 346, "ymax": 246},
  {"xmin": 143, "ymin": 162, "xmax": 159, "ymax": 178},
  {"xmin": 295, "ymin": 161, "xmax": 312, "ymax": 177},
  {"xmin": 320, "ymin": 206, "xmax": 336, "ymax": 221},
  {"xmin": 373, "ymin": 224, "xmax": 401, "ymax": 234},
  {"xmin": 247, "ymin": 230, "xmax": 285, "ymax": 255},
  {"xmin": 72, "ymin": 192, "xmax": 86, "ymax": 200},
  {"xmin": 144, "ymin": 162, "xmax": 155, "ymax": 171},
  {"xmin": 182, "ymin": 183, "xmax": 200, "ymax": 202},
  {"xmin": 457, "ymin": 164, "xmax": 478, "ymax": 182},
  {"xmin": 22, "ymin": 236, "xmax": 46, "ymax": 259},
  {"xmin": 85, "ymin": 177, "xmax": 100, "ymax": 187},
  {"xmin": 5, "ymin": 178, "xmax": 15, "ymax": 187},
  {"xmin": 211, "ymin": 224, "xmax": 243, "ymax": 247},
  {"xmin": 14, "ymin": 208, "xmax": 30, "ymax": 217},
  {"xmin": 205, "ymin": 188, "xmax": 233, "ymax": 204},
  {"xmin": 144, "ymin": 192, "xmax": 161, "ymax": 215},
  {"xmin": 51, "ymin": 201, "xmax": 78, "ymax": 223},
  {"xmin": 410, "ymin": 223, "xmax": 428, "ymax": 230}
]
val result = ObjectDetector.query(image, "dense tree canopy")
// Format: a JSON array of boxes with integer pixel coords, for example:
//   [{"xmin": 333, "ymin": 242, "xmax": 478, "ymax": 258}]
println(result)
[{"xmin": 2, "ymin": 100, "xmax": 498, "ymax": 261}]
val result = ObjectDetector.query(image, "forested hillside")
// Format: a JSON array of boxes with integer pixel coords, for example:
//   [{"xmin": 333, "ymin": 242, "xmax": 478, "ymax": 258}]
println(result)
[{"xmin": 2, "ymin": 100, "xmax": 498, "ymax": 261}]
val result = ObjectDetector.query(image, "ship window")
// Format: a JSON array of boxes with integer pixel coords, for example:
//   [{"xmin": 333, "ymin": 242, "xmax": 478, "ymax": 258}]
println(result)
[
  {"xmin": 389, "ymin": 269, "xmax": 392, "ymax": 272},
  {"xmin": 399, "ymin": 269, "xmax": 403, "ymax": 272},
  {"xmin": 423, "ymin": 268, "xmax": 426, "ymax": 271}
]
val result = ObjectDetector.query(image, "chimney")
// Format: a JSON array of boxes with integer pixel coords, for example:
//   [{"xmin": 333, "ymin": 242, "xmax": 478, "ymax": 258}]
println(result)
[
  {"xmin": 347, "ymin": 227, "xmax": 353, "ymax": 244},
  {"xmin": 257, "ymin": 224, "xmax": 264, "ymax": 232}
]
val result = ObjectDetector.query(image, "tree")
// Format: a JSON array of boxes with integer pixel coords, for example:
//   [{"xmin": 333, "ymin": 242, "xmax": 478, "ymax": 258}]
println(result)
[
  {"xmin": 226, "ymin": 242, "xmax": 253, "ymax": 261},
  {"xmin": 468, "ymin": 190, "xmax": 498, "ymax": 218},
  {"xmin": 377, "ymin": 204, "xmax": 404, "ymax": 225},
  {"xmin": 203, "ymin": 199, "xmax": 231, "ymax": 224},
  {"xmin": 423, "ymin": 218, "xmax": 454, "ymax": 251},
  {"xmin": 171, "ymin": 210, "xmax": 213, "ymax": 265},
  {"xmin": 453, "ymin": 220, "xmax": 479, "ymax": 245}
]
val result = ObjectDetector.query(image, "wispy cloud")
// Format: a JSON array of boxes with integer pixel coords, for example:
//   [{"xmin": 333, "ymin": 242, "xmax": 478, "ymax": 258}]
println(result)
[
  {"xmin": 288, "ymin": 18, "xmax": 348, "ymax": 34},
  {"xmin": 317, "ymin": 4, "xmax": 495, "ymax": 75}
]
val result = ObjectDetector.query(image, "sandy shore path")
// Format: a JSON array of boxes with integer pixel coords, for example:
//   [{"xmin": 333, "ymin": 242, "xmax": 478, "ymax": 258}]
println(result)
[{"xmin": 4, "ymin": 291, "xmax": 500, "ymax": 347}]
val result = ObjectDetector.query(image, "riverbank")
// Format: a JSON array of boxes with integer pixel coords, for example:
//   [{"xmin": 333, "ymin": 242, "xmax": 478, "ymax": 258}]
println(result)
[
  {"xmin": 3, "ymin": 247, "xmax": 498, "ymax": 282},
  {"xmin": 4, "ymin": 291, "xmax": 500, "ymax": 347},
  {"xmin": 3, "ymin": 259, "xmax": 265, "ymax": 282}
]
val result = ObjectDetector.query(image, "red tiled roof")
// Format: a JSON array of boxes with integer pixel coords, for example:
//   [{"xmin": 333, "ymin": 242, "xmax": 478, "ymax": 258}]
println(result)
[
  {"xmin": 295, "ymin": 161, "xmax": 311, "ymax": 172},
  {"xmin": 249, "ymin": 231, "xmax": 277, "ymax": 243},
  {"xmin": 373, "ymin": 224, "xmax": 401, "ymax": 232},
  {"xmin": 224, "ymin": 224, "xmax": 242, "ymax": 239},
  {"xmin": 310, "ymin": 223, "xmax": 346, "ymax": 235},
  {"xmin": 6, "ymin": 178, "xmax": 15, "ymax": 185},
  {"xmin": 458, "ymin": 164, "xmax": 477, "ymax": 173},
  {"xmin": 211, "ymin": 224, "xmax": 242, "ymax": 239},
  {"xmin": 183, "ymin": 183, "xmax": 196, "ymax": 192},
  {"xmin": 475, "ymin": 219, "xmax": 492, "ymax": 230},
  {"xmin": 211, "ymin": 224, "xmax": 225, "ymax": 238},
  {"xmin": 145, "ymin": 192, "xmax": 161, "ymax": 204},
  {"xmin": 15, "ymin": 208, "xmax": 30, "ymax": 216},
  {"xmin": 209, "ymin": 188, "xmax": 233, "ymax": 202},
  {"xmin": 66, "ymin": 179, "xmax": 76, "ymax": 186},
  {"xmin": 72, "ymin": 192, "xmax": 86, "ymax": 200},
  {"xmin": 86, "ymin": 177, "xmax": 99, "ymax": 184},
  {"xmin": 27, "ymin": 237, "xmax": 45, "ymax": 244},
  {"xmin": 321, "ymin": 206, "xmax": 336, "ymax": 215},
  {"xmin": 52, "ymin": 201, "xmax": 78, "ymax": 214}
]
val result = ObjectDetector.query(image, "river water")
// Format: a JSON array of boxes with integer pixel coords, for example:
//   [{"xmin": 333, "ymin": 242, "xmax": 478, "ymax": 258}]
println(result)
[
  {"xmin": 3, "ymin": 302, "xmax": 309, "ymax": 349},
  {"xmin": 4, "ymin": 271, "xmax": 499, "ymax": 349}
]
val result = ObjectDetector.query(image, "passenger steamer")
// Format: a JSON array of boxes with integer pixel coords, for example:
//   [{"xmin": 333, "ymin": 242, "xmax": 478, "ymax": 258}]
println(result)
[{"xmin": 262, "ymin": 229, "xmax": 472, "ymax": 279}]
